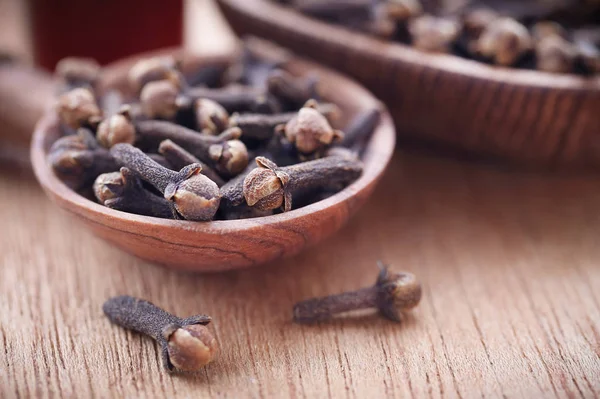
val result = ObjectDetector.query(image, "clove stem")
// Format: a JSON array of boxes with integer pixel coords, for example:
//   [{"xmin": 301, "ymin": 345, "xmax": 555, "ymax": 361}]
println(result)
[
  {"xmin": 94, "ymin": 168, "xmax": 178, "ymax": 219},
  {"xmin": 103, "ymin": 295, "xmax": 215, "ymax": 372},
  {"xmin": 159, "ymin": 139, "xmax": 226, "ymax": 186}
]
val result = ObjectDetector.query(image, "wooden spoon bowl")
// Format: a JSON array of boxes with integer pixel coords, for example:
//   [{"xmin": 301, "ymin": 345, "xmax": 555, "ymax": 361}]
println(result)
[
  {"xmin": 217, "ymin": 0, "xmax": 600, "ymax": 169},
  {"xmin": 30, "ymin": 43, "xmax": 395, "ymax": 272}
]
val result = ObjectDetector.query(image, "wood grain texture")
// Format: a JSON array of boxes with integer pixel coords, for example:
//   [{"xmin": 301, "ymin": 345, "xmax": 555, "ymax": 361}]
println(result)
[
  {"xmin": 2, "ymin": 1, "xmax": 600, "ymax": 397},
  {"xmin": 3, "ymin": 148, "xmax": 600, "ymax": 398},
  {"xmin": 216, "ymin": 0, "xmax": 600, "ymax": 169}
]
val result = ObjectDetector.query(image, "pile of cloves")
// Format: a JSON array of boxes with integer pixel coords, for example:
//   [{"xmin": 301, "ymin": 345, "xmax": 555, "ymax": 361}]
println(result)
[
  {"xmin": 48, "ymin": 43, "xmax": 380, "ymax": 222},
  {"xmin": 278, "ymin": 0, "xmax": 600, "ymax": 75}
]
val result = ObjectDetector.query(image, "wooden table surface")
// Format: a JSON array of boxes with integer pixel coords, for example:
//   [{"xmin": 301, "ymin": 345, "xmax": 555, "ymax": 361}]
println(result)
[{"xmin": 2, "ymin": 1, "xmax": 600, "ymax": 398}]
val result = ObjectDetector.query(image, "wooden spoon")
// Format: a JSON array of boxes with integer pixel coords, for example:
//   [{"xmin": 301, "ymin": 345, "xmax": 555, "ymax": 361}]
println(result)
[
  {"xmin": 217, "ymin": 0, "xmax": 600, "ymax": 168},
  {"xmin": 19, "ymin": 41, "xmax": 395, "ymax": 272}
]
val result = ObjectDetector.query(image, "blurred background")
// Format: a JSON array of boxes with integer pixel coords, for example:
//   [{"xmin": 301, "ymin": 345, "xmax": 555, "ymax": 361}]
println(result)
[
  {"xmin": 0, "ymin": 0, "xmax": 237, "ymax": 164},
  {"xmin": 0, "ymin": 0, "xmax": 234, "ymax": 69}
]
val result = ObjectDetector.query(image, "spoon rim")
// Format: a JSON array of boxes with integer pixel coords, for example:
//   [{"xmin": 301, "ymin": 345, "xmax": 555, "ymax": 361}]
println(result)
[{"xmin": 217, "ymin": 0, "xmax": 600, "ymax": 89}]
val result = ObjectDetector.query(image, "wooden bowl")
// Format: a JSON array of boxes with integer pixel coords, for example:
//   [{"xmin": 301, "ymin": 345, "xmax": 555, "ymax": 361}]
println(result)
[
  {"xmin": 217, "ymin": 0, "xmax": 600, "ymax": 168},
  {"xmin": 30, "ymin": 44, "xmax": 395, "ymax": 272}
]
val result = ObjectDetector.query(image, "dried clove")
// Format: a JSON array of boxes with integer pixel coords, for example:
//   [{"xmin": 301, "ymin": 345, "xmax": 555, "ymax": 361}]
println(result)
[
  {"xmin": 94, "ymin": 167, "xmax": 178, "ymax": 218},
  {"xmin": 535, "ymin": 34, "xmax": 578, "ymax": 73},
  {"xmin": 231, "ymin": 112, "xmax": 301, "ymax": 141},
  {"xmin": 219, "ymin": 154, "xmax": 265, "ymax": 209},
  {"xmin": 103, "ymin": 295, "xmax": 217, "ymax": 372},
  {"xmin": 95, "ymin": 108, "xmax": 248, "ymax": 177},
  {"xmin": 266, "ymin": 69, "xmax": 321, "ymax": 109},
  {"xmin": 461, "ymin": 8, "xmax": 498, "ymax": 39},
  {"xmin": 97, "ymin": 108, "xmax": 136, "ymax": 148},
  {"xmin": 230, "ymin": 102, "xmax": 339, "ymax": 141},
  {"xmin": 409, "ymin": 14, "xmax": 460, "ymax": 53},
  {"xmin": 56, "ymin": 87, "xmax": 102, "ymax": 129},
  {"xmin": 276, "ymin": 100, "xmax": 344, "ymax": 157},
  {"xmin": 158, "ymin": 139, "xmax": 226, "ymax": 186},
  {"xmin": 243, "ymin": 155, "xmax": 362, "ymax": 212},
  {"xmin": 178, "ymin": 84, "xmax": 282, "ymax": 115},
  {"xmin": 110, "ymin": 143, "xmax": 221, "ymax": 221},
  {"xmin": 49, "ymin": 128, "xmax": 117, "ymax": 190},
  {"xmin": 194, "ymin": 98, "xmax": 230, "ymax": 135},
  {"xmin": 133, "ymin": 121, "xmax": 249, "ymax": 177},
  {"xmin": 139, "ymin": 79, "xmax": 180, "ymax": 120},
  {"xmin": 139, "ymin": 78, "xmax": 282, "ymax": 120},
  {"xmin": 293, "ymin": 262, "xmax": 422, "ymax": 323},
  {"xmin": 474, "ymin": 17, "xmax": 532, "ymax": 66},
  {"xmin": 128, "ymin": 56, "xmax": 181, "ymax": 94}
]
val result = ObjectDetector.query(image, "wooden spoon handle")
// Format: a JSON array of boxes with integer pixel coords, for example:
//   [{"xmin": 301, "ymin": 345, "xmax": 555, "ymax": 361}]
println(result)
[{"xmin": 0, "ymin": 63, "xmax": 55, "ymax": 161}]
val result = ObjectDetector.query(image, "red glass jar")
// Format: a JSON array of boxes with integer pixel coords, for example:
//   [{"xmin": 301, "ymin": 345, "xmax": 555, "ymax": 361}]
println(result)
[{"xmin": 29, "ymin": 0, "xmax": 184, "ymax": 70}]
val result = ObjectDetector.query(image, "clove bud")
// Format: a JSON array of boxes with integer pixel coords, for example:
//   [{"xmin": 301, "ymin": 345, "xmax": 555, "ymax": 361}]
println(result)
[
  {"xmin": 474, "ymin": 17, "xmax": 532, "ymax": 66},
  {"xmin": 535, "ymin": 35, "xmax": 578, "ymax": 73},
  {"xmin": 94, "ymin": 167, "xmax": 178, "ymax": 219},
  {"xmin": 97, "ymin": 107, "xmax": 136, "ymax": 148},
  {"xmin": 128, "ymin": 56, "xmax": 181, "ymax": 94},
  {"xmin": 134, "ymin": 121, "xmax": 249, "ymax": 177},
  {"xmin": 277, "ymin": 100, "xmax": 344, "ymax": 157},
  {"xmin": 103, "ymin": 295, "xmax": 217, "ymax": 372},
  {"xmin": 158, "ymin": 139, "xmax": 226, "ymax": 186},
  {"xmin": 56, "ymin": 87, "xmax": 102, "ymax": 129},
  {"xmin": 461, "ymin": 8, "xmax": 498, "ymax": 39},
  {"xmin": 229, "ymin": 102, "xmax": 339, "ymax": 141},
  {"xmin": 140, "ymin": 79, "xmax": 180, "ymax": 120},
  {"xmin": 195, "ymin": 98, "xmax": 230, "ymax": 135},
  {"xmin": 110, "ymin": 143, "xmax": 221, "ymax": 221},
  {"xmin": 49, "ymin": 128, "xmax": 117, "ymax": 189},
  {"xmin": 243, "ymin": 155, "xmax": 362, "ymax": 212},
  {"xmin": 408, "ymin": 14, "xmax": 460, "ymax": 53},
  {"xmin": 293, "ymin": 262, "xmax": 422, "ymax": 323}
]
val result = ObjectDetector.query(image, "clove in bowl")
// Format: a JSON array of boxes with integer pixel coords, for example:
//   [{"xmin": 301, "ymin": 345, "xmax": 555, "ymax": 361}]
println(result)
[{"xmin": 30, "ymin": 38, "xmax": 395, "ymax": 272}]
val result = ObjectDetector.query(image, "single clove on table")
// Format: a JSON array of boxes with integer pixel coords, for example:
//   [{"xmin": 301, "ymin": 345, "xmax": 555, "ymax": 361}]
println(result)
[
  {"xmin": 47, "ymin": 40, "xmax": 379, "ymax": 222},
  {"xmin": 103, "ymin": 295, "xmax": 218, "ymax": 372},
  {"xmin": 276, "ymin": 0, "xmax": 600, "ymax": 75},
  {"xmin": 293, "ymin": 262, "xmax": 422, "ymax": 323}
]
